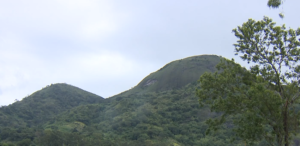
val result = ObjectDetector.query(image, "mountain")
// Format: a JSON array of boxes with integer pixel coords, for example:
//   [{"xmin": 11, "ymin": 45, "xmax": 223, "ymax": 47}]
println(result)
[
  {"xmin": 117, "ymin": 55, "xmax": 221, "ymax": 96},
  {"xmin": 36, "ymin": 55, "xmax": 238, "ymax": 146},
  {"xmin": 0, "ymin": 55, "xmax": 247, "ymax": 146},
  {"xmin": 49, "ymin": 83, "xmax": 235, "ymax": 146}
]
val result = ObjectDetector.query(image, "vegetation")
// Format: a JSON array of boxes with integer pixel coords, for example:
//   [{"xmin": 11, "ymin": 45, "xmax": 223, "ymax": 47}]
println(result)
[
  {"xmin": 0, "ymin": 55, "xmax": 243, "ymax": 145},
  {"xmin": 1, "ymin": 49, "xmax": 299, "ymax": 145},
  {"xmin": 267, "ymin": 0, "xmax": 285, "ymax": 18},
  {"xmin": 267, "ymin": 0, "xmax": 283, "ymax": 8},
  {"xmin": 39, "ymin": 55, "xmax": 232, "ymax": 145},
  {"xmin": 0, "ymin": 1, "xmax": 297, "ymax": 145},
  {"xmin": 0, "ymin": 83, "xmax": 104, "ymax": 144},
  {"xmin": 197, "ymin": 17, "xmax": 300, "ymax": 145},
  {"xmin": 37, "ymin": 81, "xmax": 245, "ymax": 145}
]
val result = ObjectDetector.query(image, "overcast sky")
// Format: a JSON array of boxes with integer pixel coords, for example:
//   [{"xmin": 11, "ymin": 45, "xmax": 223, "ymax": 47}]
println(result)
[{"xmin": 0, "ymin": 0, "xmax": 299, "ymax": 105}]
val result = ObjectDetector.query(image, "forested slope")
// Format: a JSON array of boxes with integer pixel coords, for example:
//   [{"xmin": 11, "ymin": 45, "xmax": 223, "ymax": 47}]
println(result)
[
  {"xmin": 0, "ymin": 83, "xmax": 104, "ymax": 144},
  {"xmin": 0, "ymin": 55, "xmax": 257, "ymax": 145},
  {"xmin": 48, "ymin": 82, "xmax": 242, "ymax": 145}
]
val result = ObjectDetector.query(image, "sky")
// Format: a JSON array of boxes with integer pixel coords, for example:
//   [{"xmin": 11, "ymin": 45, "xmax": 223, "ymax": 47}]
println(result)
[{"xmin": 0, "ymin": 0, "xmax": 299, "ymax": 105}]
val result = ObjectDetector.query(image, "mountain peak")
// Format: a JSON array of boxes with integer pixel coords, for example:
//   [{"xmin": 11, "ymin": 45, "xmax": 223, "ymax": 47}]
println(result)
[
  {"xmin": 129, "ymin": 55, "xmax": 221, "ymax": 94},
  {"xmin": 0, "ymin": 83, "xmax": 104, "ymax": 128}
]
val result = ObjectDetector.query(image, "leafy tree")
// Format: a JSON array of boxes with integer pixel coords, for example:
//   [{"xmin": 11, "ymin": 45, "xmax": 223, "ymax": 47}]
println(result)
[
  {"xmin": 197, "ymin": 17, "xmax": 300, "ymax": 146},
  {"xmin": 16, "ymin": 139, "xmax": 31, "ymax": 146}
]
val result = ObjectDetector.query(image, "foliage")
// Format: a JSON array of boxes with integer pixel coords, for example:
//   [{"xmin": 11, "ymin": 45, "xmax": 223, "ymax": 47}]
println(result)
[
  {"xmin": 267, "ymin": 0, "xmax": 282, "ymax": 8},
  {"xmin": 2, "ymin": 81, "xmax": 240, "ymax": 145},
  {"xmin": 1, "ymin": 55, "xmax": 284, "ymax": 145},
  {"xmin": 0, "ymin": 83, "xmax": 104, "ymax": 143},
  {"xmin": 0, "ymin": 55, "xmax": 241, "ymax": 145},
  {"xmin": 33, "ymin": 130, "xmax": 111, "ymax": 146},
  {"xmin": 197, "ymin": 17, "xmax": 300, "ymax": 145},
  {"xmin": 48, "ymin": 83, "xmax": 227, "ymax": 145},
  {"xmin": 267, "ymin": 0, "xmax": 284, "ymax": 18}
]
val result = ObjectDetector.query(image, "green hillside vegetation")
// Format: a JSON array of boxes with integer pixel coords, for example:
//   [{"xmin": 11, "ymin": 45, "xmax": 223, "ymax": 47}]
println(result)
[
  {"xmin": 45, "ymin": 82, "xmax": 244, "ymax": 146},
  {"xmin": 0, "ymin": 55, "xmax": 287, "ymax": 145},
  {"xmin": 0, "ymin": 83, "xmax": 104, "ymax": 144}
]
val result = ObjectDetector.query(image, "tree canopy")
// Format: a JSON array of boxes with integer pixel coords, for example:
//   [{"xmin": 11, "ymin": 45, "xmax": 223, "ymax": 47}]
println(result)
[
  {"xmin": 267, "ymin": 0, "xmax": 285, "ymax": 18},
  {"xmin": 267, "ymin": 0, "xmax": 283, "ymax": 8},
  {"xmin": 197, "ymin": 17, "xmax": 300, "ymax": 146}
]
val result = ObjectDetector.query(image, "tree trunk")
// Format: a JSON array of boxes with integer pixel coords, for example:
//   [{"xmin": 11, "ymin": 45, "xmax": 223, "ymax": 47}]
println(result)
[{"xmin": 284, "ymin": 101, "xmax": 289, "ymax": 146}]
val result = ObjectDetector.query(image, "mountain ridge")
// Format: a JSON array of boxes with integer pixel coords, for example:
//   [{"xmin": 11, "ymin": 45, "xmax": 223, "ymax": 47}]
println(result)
[
  {"xmin": 0, "ymin": 83, "xmax": 104, "ymax": 128},
  {"xmin": 114, "ymin": 54, "xmax": 221, "ymax": 97},
  {"xmin": 1, "ymin": 54, "xmax": 244, "ymax": 146}
]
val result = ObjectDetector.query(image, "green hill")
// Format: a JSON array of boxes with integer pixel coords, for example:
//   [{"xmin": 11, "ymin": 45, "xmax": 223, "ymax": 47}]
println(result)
[
  {"xmin": 0, "ymin": 83, "xmax": 104, "ymax": 143},
  {"xmin": 49, "ymin": 83, "xmax": 237, "ymax": 146},
  {"xmin": 35, "ymin": 55, "xmax": 234, "ymax": 146},
  {"xmin": 0, "ymin": 55, "xmax": 244, "ymax": 146}
]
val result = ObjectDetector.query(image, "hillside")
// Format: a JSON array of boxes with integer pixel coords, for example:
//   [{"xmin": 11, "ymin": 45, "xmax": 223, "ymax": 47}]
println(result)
[
  {"xmin": 0, "ymin": 83, "xmax": 104, "ymax": 143},
  {"xmin": 117, "ymin": 55, "xmax": 221, "ymax": 96},
  {"xmin": 34, "ymin": 55, "xmax": 238, "ymax": 146},
  {"xmin": 48, "ymin": 83, "xmax": 240, "ymax": 146},
  {"xmin": 0, "ymin": 55, "xmax": 246, "ymax": 146}
]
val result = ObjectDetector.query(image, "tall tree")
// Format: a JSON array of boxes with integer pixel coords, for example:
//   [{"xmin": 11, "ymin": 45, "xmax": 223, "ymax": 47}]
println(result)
[{"xmin": 197, "ymin": 17, "xmax": 300, "ymax": 146}]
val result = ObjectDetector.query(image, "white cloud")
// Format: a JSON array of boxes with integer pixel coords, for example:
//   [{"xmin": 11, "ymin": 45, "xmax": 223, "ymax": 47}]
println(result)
[
  {"xmin": 0, "ymin": 34, "xmax": 35, "ymax": 88},
  {"xmin": 0, "ymin": 0, "xmax": 127, "ymax": 40},
  {"xmin": 77, "ymin": 52, "xmax": 134, "ymax": 77},
  {"xmin": 81, "ymin": 20, "xmax": 118, "ymax": 39},
  {"xmin": 48, "ymin": 50, "xmax": 138, "ymax": 82},
  {"xmin": 56, "ymin": 0, "xmax": 125, "ymax": 39}
]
